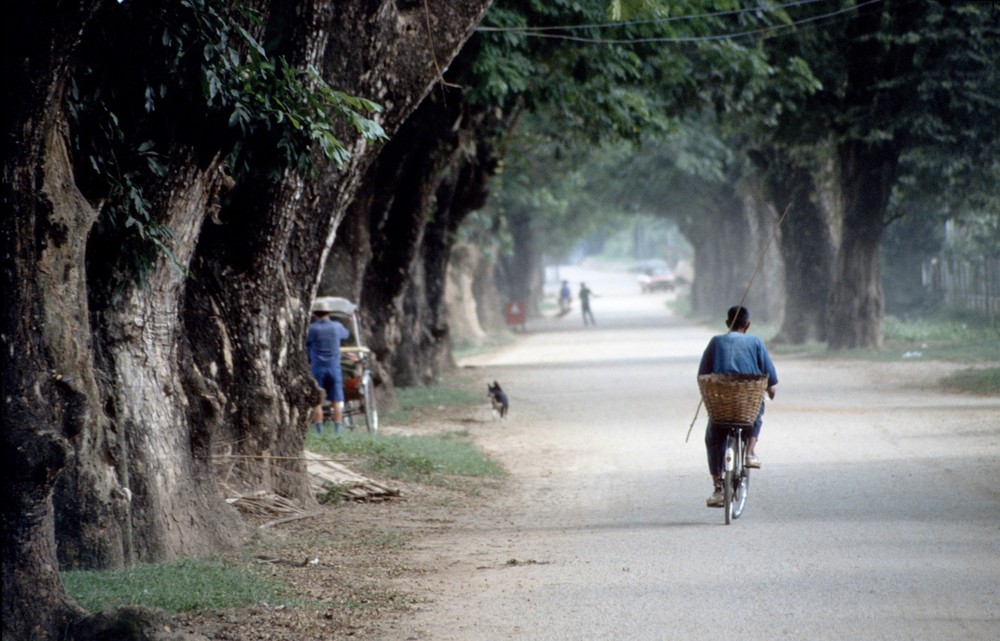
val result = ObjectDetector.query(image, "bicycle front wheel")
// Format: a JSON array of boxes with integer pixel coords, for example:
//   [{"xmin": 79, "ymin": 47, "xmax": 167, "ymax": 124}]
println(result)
[
  {"xmin": 729, "ymin": 430, "xmax": 750, "ymax": 520},
  {"xmin": 731, "ymin": 467, "xmax": 749, "ymax": 520},
  {"xmin": 723, "ymin": 433, "xmax": 736, "ymax": 525},
  {"xmin": 360, "ymin": 371, "xmax": 378, "ymax": 435}
]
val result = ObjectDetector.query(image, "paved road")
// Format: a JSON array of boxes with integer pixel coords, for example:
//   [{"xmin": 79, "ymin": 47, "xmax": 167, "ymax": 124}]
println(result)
[{"xmin": 400, "ymin": 266, "xmax": 1000, "ymax": 641}]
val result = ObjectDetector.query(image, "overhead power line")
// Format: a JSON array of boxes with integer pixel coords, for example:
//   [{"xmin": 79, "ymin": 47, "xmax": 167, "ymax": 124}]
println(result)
[
  {"xmin": 478, "ymin": 0, "xmax": 833, "ymax": 33},
  {"xmin": 476, "ymin": 0, "xmax": 884, "ymax": 45}
]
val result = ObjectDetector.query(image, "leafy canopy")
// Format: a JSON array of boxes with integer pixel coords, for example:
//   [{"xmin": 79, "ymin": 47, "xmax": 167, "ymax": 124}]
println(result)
[{"xmin": 67, "ymin": 0, "xmax": 386, "ymax": 290}]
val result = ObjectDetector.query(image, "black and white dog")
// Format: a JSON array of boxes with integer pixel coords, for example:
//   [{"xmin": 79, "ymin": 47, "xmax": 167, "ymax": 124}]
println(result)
[{"xmin": 488, "ymin": 381, "xmax": 509, "ymax": 420}]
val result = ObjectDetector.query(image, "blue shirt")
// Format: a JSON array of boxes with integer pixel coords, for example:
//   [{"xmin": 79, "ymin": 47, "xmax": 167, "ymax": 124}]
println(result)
[
  {"xmin": 698, "ymin": 332, "xmax": 778, "ymax": 386},
  {"xmin": 306, "ymin": 318, "xmax": 350, "ymax": 369}
]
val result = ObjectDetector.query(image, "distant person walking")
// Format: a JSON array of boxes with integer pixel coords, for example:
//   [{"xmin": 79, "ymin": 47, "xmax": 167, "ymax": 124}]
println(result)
[
  {"xmin": 579, "ymin": 282, "xmax": 596, "ymax": 326},
  {"xmin": 559, "ymin": 280, "xmax": 572, "ymax": 315}
]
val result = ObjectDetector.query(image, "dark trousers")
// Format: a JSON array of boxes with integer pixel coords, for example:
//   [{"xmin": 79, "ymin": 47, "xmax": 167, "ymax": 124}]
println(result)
[{"xmin": 704, "ymin": 406, "xmax": 763, "ymax": 477}]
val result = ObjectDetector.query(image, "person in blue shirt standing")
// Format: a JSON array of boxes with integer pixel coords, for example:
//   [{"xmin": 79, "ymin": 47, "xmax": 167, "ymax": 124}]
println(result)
[
  {"xmin": 698, "ymin": 305, "xmax": 778, "ymax": 507},
  {"xmin": 307, "ymin": 301, "xmax": 351, "ymax": 434},
  {"xmin": 559, "ymin": 280, "xmax": 572, "ymax": 315}
]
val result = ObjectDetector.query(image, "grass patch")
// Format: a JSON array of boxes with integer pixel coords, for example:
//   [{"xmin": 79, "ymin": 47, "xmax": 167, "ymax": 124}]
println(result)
[
  {"xmin": 394, "ymin": 384, "xmax": 483, "ymax": 410},
  {"xmin": 880, "ymin": 314, "xmax": 1000, "ymax": 361},
  {"xmin": 306, "ymin": 431, "xmax": 505, "ymax": 486},
  {"xmin": 452, "ymin": 333, "xmax": 517, "ymax": 360},
  {"xmin": 810, "ymin": 314, "xmax": 1000, "ymax": 362},
  {"xmin": 940, "ymin": 366, "xmax": 1000, "ymax": 395},
  {"xmin": 62, "ymin": 557, "xmax": 295, "ymax": 613},
  {"xmin": 384, "ymin": 377, "xmax": 485, "ymax": 424}
]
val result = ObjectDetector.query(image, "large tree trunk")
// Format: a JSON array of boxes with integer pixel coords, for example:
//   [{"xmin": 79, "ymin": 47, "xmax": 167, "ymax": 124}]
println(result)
[
  {"xmin": 447, "ymin": 242, "xmax": 491, "ymax": 344},
  {"xmin": 393, "ymin": 126, "xmax": 496, "ymax": 384},
  {"xmin": 346, "ymin": 89, "xmax": 465, "ymax": 389},
  {"xmin": 4, "ymin": 1, "xmax": 491, "ymax": 639},
  {"xmin": 56, "ymin": 146, "xmax": 240, "ymax": 568},
  {"xmin": 325, "ymin": 51, "xmax": 499, "ymax": 389},
  {"xmin": 675, "ymin": 177, "xmax": 784, "ymax": 324},
  {"xmin": 827, "ymin": 140, "xmax": 897, "ymax": 349},
  {"xmin": 739, "ymin": 182, "xmax": 786, "ymax": 325},
  {"xmin": 826, "ymin": 0, "xmax": 917, "ymax": 349},
  {"xmin": 3, "ymin": 3, "xmax": 109, "ymax": 637},
  {"xmin": 471, "ymin": 239, "xmax": 509, "ymax": 333},
  {"xmin": 752, "ymin": 148, "xmax": 836, "ymax": 344},
  {"xmin": 679, "ymin": 186, "xmax": 754, "ymax": 318},
  {"xmin": 496, "ymin": 207, "xmax": 546, "ymax": 317}
]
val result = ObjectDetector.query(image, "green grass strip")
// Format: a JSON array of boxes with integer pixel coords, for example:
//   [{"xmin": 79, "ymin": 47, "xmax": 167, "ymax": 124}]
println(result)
[
  {"xmin": 940, "ymin": 366, "xmax": 1000, "ymax": 395},
  {"xmin": 62, "ymin": 557, "xmax": 294, "ymax": 613},
  {"xmin": 394, "ymin": 384, "xmax": 483, "ymax": 410},
  {"xmin": 306, "ymin": 431, "xmax": 504, "ymax": 484}
]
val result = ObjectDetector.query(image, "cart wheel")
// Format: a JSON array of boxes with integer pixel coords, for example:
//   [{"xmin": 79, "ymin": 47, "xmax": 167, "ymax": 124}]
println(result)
[{"xmin": 360, "ymin": 371, "xmax": 378, "ymax": 435}]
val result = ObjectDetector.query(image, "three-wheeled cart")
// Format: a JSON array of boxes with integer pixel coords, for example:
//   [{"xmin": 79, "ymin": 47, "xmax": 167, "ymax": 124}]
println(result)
[{"xmin": 314, "ymin": 296, "xmax": 379, "ymax": 434}]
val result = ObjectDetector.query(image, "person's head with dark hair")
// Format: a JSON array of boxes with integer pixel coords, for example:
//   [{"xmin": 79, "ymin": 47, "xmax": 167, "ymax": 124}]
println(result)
[{"xmin": 726, "ymin": 305, "xmax": 750, "ymax": 331}]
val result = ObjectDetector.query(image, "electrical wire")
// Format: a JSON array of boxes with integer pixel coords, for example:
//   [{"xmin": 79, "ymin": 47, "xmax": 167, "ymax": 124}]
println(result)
[
  {"xmin": 477, "ymin": 0, "xmax": 835, "ymax": 33},
  {"xmin": 477, "ymin": 0, "xmax": 883, "ymax": 45}
]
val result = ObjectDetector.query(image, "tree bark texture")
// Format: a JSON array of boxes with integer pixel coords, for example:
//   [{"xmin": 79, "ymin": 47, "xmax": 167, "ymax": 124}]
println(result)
[
  {"xmin": 393, "ymin": 104, "xmax": 497, "ymax": 385},
  {"xmin": 446, "ymin": 242, "xmax": 491, "ymax": 344},
  {"xmin": 324, "ymin": 73, "xmax": 499, "ymax": 389},
  {"xmin": 676, "ymin": 183, "xmax": 776, "ymax": 321},
  {"xmin": 3, "ymin": 1, "xmax": 491, "ymax": 639},
  {"xmin": 826, "ymin": 0, "xmax": 918, "ymax": 349},
  {"xmin": 752, "ymin": 148, "xmax": 836, "ymax": 343},
  {"xmin": 4, "ymin": 2, "xmax": 107, "ymax": 637},
  {"xmin": 827, "ymin": 140, "xmax": 897, "ymax": 349},
  {"xmin": 496, "ymin": 207, "xmax": 546, "ymax": 318}
]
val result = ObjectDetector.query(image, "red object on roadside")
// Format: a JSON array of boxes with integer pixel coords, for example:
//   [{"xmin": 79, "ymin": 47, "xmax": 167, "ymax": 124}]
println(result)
[{"xmin": 505, "ymin": 300, "xmax": 526, "ymax": 331}]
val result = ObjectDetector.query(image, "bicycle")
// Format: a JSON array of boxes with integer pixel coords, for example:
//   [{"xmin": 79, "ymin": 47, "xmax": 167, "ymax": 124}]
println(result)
[
  {"xmin": 697, "ymin": 373, "xmax": 767, "ymax": 526},
  {"xmin": 313, "ymin": 296, "xmax": 379, "ymax": 436}
]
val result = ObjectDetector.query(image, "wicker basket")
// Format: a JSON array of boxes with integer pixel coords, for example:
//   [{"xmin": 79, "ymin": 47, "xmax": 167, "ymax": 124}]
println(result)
[{"xmin": 697, "ymin": 373, "xmax": 768, "ymax": 424}]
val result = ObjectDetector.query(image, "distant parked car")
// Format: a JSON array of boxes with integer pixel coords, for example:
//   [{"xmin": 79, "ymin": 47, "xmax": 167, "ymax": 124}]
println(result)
[{"xmin": 637, "ymin": 268, "xmax": 676, "ymax": 293}]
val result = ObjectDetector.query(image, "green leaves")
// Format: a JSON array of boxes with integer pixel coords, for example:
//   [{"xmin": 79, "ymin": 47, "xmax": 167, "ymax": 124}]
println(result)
[
  {"xmin": 218, "ymin": 55, "xmax": 385, "ymax": 178},
  {"xmin": 180, "ymin": 3, "xmax": 386, "ymax": 177},
  {"xmin": 67, "ymin": 0, "xmax": 387, "ymax": 291}
]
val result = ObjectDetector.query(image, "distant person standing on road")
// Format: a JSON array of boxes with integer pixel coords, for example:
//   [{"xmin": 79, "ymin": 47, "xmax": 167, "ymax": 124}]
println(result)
[
  {"xmin": 559, "ymin": 280, "xmax": 572, "ymax": 315},
  {"xmin": 698, "ymin": 305, "xmax": 778, "ymax": 507},
  {"xmin": 579, "ymin": 282, "xmax": 596, "ymax": 326}
]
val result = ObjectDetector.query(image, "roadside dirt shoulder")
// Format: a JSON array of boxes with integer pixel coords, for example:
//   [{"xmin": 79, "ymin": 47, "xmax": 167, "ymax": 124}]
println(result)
[
  {"xmin": 176, "ymin": 356, "xmax": 996, "ymax": 640},
  {"xmin": 177, "ymin": 447, "xmax": 501, "ymax": 640}
]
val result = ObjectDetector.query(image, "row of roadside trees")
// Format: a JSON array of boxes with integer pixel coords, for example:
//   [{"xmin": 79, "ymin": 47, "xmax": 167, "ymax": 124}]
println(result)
[
  {"xmin": 463, "ymin": 0, "xmax": 999, "ymax": 349},
  {"xmin": 4, "ymin": 1, "xmax": 997, "ymax": 639}
]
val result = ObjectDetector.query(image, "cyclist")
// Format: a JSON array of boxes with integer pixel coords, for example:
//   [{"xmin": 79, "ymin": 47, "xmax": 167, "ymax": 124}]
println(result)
[
  {"xmin": 559, "ymin": 280, "xmax": 572, "ymax": 314},
  {"xmin": 698, "ymin": 305, "xmax": 778, "ymax": 507}
]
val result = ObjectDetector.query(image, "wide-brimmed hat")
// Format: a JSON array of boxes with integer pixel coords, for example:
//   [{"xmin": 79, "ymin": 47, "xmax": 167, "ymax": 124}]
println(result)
[{"xmin": 311, "ymin": 296, "xmax": 357, "ymax": 315}]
